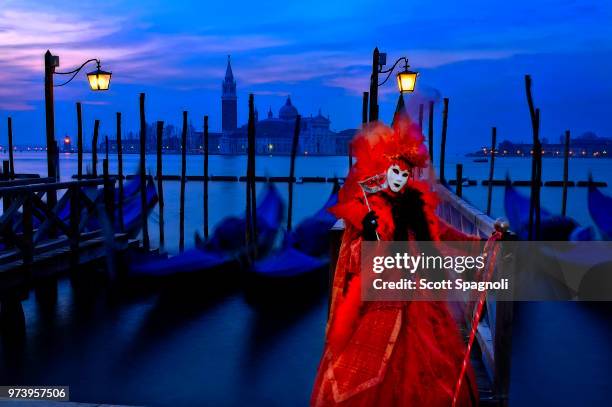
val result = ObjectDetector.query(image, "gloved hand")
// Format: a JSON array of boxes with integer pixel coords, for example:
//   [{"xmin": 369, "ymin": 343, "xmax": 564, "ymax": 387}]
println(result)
[{"xmin": 362, "ymin": 211, "xmax": 379, "ymax": 241}]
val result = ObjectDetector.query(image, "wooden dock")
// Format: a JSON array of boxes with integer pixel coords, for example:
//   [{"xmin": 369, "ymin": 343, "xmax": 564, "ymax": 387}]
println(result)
[{"xmin": 0, "ymin": 177, "xmax": 142, "ymax": 333}]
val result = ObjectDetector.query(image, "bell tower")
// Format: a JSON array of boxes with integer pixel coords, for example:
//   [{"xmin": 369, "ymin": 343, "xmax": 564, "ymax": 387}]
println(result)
[{"xmin": 222, "ymin": 55, "xmax": 237, "ymax": 133}]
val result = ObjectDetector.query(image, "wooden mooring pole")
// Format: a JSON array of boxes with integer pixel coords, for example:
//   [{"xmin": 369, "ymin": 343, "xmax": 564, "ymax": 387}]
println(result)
[
  {"xmin": 2, "ymin": 162, "xmax": 10, "ymax": 219},
  {"xmin": 203, "ymin": 115, "xmax": 209, "ymax": 240},
  {"xmin": 69, "ymin": 183, "xmax": 80, "ymax": 269},
  {"xmin": 103, "ymin": 158, "xmax": 113, "ymax": 223},
  {"xmin": 55, "ymin": 141, "xmax": 60, "ymax": 181},
  {"xmin": 418, "ymin": 103, "xmax": 424, "ymax": 133},
  {"xmin": 92, "ymin": 119, "xmax": 100, "ymax": 177},
  {"xmin": 456, "ymin": 164, "xmax": 463, "ymax": 198},
  {"xmin": 246, "ymin": 94, "xmax": 257, "ymax": 256},
  {"xmin": 179, "ymin": 111, "xmax": 187, "ymax": 253},
  {"xmin": 561, "ymin": 130, "xmax": 570, "ymax": 217},
  {"xmin": 288, "ymin": 115, "xmax": 301, "ymax": 231},
  {"xmin": 525, "ymin": 75, "xmax": 541, "ymax": 240},
  {"xmin": 2, "ymin": 161, "xmax": 9, "ymax": 180},
  {"xmin": 156, "ymin": 120, "xmax": 165, "ymax": 248},
  {"xmin": 428, "ymin": 100, "xmax": 434, "ymax": 164},
  {"xmin": 105, "ymin": 136, "xmax": 109, "ymax": 161},
  {"xmin": 250, "ymin": 99, "xmax": 257, "ymax": 245},
  {"xmin": 7, "ymin": 117, "xmax": 14, "ymax": 178},
  {"xmin": 117, "ymin": 112, "xmax": 124, "ymax": 232},
  {"xmin": 76, "ymin": 102, "xmax": 83, "ymax": 179},
  {"xmin": 139, "ymin": 93, "xmax": 150, "ymax": 251},
  {"xmin": 486, "ymin": 127, "xmax": 497, "ymax": 216},
  {"xmin": 439, "ymin": 97, "xmax": 449, "ymax": 183}
]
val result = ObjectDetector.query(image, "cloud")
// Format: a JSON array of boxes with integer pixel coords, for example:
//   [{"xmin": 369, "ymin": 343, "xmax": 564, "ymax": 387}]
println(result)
[{"xmin": 0, "ymin": 5, "xmax": 288, "ymax": 110}]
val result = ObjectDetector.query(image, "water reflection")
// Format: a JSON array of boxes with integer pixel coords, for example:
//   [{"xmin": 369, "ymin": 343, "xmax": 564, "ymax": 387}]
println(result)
[{"xmin": 1, "ymin": 271, "xmax": 327, "ymax": 406}]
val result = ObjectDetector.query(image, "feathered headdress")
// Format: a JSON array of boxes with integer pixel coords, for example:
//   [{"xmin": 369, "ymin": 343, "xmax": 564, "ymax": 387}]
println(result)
[
  {"xmin": 351, "ymin": 115, "xmax": 429, "ymax": 177},
  {"xmin": 335, "ymin": 115, "xmax": 429, "ymax": 207}
]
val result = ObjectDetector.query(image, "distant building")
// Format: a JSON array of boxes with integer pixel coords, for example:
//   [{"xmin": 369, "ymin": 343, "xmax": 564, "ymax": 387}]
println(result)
[
  {"xmin": 220, "ymin": 96, "xmax": 356, "ymax": 155},
  {"xmin": 468, "ymin": 131, "xmax": 611, "ymax": 158},
  {"xmin": 222, "ymin": 56, "xmax": 237, "ymax": 133}
]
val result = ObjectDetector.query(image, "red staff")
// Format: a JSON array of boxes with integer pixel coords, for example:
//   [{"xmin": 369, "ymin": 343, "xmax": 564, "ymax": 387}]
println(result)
[{"xmin": 452, "ymin": 230, "xmax": 504, "ymax": 407}]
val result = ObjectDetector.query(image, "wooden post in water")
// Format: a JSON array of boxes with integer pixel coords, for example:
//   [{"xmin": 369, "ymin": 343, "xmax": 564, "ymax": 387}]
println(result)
[
  {"xmin": 76, "ymin": 103, "xmax": 83, "ymax": 179},
  {"xmin": 439, "ymin": 98, "xmax": 449, "ymax": 183},
  {"xmin": 427, "ymin": 101, "xmax": 434, "ymax": 165},
  {"xmin": 7, "ymin": 117, "xmax": 14, "ymax": 178},
  {"xmin": 55, "ymin": 141, "xmax": 60, "ymax": 181},
  {"xmin": 92, "ymin": 119, "xmax": 100, "ymax": 177},
  {"xmin": 102, "ymin": 158, "xmax": 113, "ymax": 223},
  {"xmin": 561, "ymin": 130, "xmax": 570, "ymax": 217},
  {"xmin": 486, "ymin": 127, "xmax": 497, "ymax": 216},
  {"xmin": 245, "ymin": 94, "xmax": 257, "ymax": 256},
  {"xmin": 535, "ymin": 109, "xmax": 542, "ymax": 237},
  {"xmin": 287, "ymin": 115, "xmax": 302, "ymax": 231},
  {"xmin": 456, "ymin": 164, "xmax": 463, "ymax": 198},
  {"xmin": 105, "ymin": 136, "xmax": 109, "ymax": 161},
  {"xmin": 245, "ymin": 115, "xmax": 253, "ymax": 253},
  {"xmin": 2, "ymin": 162, "xmax": 10, "ymax": 218},
  {"xmin": 418, "ymin": 103, "xmax": 424, "ymax": 133},
  {"xmin": 156, "ymin": 121, "xmax": 165, "ymax": 248},
  {"xmin": 203, "ymin": 115, "xmax": 209, "ymax": 240},
  {"xmin": 179, "ymin": 111, "xmax": 187, "ymax": 253},
  {"xmin": 69, "ymin": 184, "xmax": 80, "ymax": 268},
  {"xmin": 2, "ymin": 161, "xmax": 9, "ymax": 180},
  {"xmin": 116, "ymin": 112, "xmax": 124, "ymax": 232},
  {"xmin": 22, "ymin": 197, "xmax": 33, "ymax": 264},
  {"xmin": 525, "ymin": 75, "xmax": 541, "ymax": 240},
  {"xmin": 250, "ymin": 98, "xmax": 257, "ymax": 246},
  {"xmin": 139, "ymin": 93, "xmax": 150, "ymax": 251}
]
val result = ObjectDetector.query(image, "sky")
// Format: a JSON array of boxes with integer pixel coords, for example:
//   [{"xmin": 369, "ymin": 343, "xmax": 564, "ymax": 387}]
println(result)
[{"xmin": 1, "ymin": 0, "xmax": 611, "ymax": 154}]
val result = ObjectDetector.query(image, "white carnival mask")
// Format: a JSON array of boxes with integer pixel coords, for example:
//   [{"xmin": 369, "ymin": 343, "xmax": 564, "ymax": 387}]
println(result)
[{"xmin": 386, "ymin": 164, "xmax": 410, "ymax": 192}]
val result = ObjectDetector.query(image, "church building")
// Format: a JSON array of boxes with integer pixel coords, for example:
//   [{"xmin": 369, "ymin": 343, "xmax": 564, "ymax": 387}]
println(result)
[{"xmin": 219, "ymin": 57, "xmax": 355, "ymax": 155}]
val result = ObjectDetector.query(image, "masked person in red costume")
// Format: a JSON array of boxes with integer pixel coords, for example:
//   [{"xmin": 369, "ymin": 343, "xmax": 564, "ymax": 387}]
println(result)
[{"xmin": 311, "ymin": 116, "xmax": 478, "ymax": 407}]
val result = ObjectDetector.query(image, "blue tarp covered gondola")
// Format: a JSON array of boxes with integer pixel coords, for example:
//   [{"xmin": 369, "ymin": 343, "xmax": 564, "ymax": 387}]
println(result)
[
  {"xmin": 252, "ymin": 185, "xmax": 338, "ymax": 279},
  {"xmin": 504, "ymin": 183, "xmax": 552, "ymax": 236},
  {"xmin": 131, "ymin": 184, "xmax": 284, "ymax": 277},
  {"xmin": 504, "ymin": 183, "xmax": 592, "ymax": 240},
  {"xmin": 588, "ymin": 184, "xmax": 612, "ymax": 240},
  {"xmin": 83, "ymin": 175, "xmax": 158, "ymax": 237},
  {"xmin": 202, "ymin": 183, "xmax": 284, "ymax": 255}
]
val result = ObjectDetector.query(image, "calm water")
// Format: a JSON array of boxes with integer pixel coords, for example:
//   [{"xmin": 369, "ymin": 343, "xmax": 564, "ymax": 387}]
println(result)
[
  {"xmin": 5, "ymin": 152, "xmax": 612, "ymax": 252},
  {"xmin": 1, "ymin": 152, "xmax": 610, "ymax": 406}
]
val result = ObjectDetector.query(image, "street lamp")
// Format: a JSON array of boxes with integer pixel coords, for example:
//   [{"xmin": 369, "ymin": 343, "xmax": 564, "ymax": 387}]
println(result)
[
  {"xmin": 368, "ymin": 48, "xmax": 418, "ymax": 122},
  {"xmin": 44, "ymin": 50, "xmax": 111, "ymax": 181},
  {"xmin": 86, "ymin": 62, "xmax": 112, "ymax": 91},
  {"xmin": 395, "ymin": 60, "xmax": 418, "ymax": 93}
]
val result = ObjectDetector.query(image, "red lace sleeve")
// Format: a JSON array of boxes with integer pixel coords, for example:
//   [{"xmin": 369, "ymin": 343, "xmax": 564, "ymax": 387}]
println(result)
[{"xmin": 329, "ymin": 196, "xmax": 369, "ymax": 232}]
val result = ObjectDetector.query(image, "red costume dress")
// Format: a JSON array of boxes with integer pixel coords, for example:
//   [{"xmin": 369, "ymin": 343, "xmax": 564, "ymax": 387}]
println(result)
[{"xmin": 311, "ymin": 118, "xmax": 478, "ymax": 407}]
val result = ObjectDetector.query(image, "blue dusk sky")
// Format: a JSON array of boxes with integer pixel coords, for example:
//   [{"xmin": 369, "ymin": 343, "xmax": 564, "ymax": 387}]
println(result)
[{"xmin": 0, "ymin": 0, "xmax": 611, "ymax": 153}]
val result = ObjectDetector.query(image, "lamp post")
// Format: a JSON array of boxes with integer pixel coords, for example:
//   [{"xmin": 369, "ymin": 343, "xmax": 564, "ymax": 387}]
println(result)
[
  {"xmin": 368, "ymin": 48, "xmax": 418, "ymax": 122},
  {"xmin": 44, "ymin": 50, "xmax": 111, "ymax": 180}
]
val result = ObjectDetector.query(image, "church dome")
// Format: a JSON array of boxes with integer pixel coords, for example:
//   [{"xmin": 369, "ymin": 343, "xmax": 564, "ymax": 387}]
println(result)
[{"xmin": 279, "ymin": 96, "xmax": 298, "ymax": 121}]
